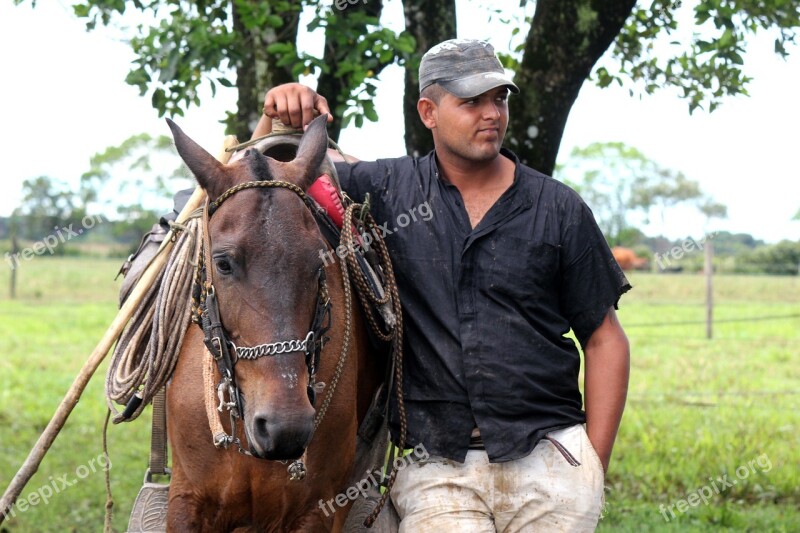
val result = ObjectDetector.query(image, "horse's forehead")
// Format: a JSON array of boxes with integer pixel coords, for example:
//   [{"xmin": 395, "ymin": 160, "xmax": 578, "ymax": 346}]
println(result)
[{"xmin": 211, "ymin": 190, "xmax": 318, "ymax": 249}]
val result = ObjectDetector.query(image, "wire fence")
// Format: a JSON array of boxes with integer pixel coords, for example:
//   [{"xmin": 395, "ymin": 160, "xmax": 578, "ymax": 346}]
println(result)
[{"xmin": 624, "ymin": 313, "xmax": 800, "ymax": 328}]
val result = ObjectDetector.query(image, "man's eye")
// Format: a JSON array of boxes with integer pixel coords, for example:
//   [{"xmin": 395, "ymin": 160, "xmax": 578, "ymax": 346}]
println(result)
[{"xmin": 215, "ymin": 258, "xmax": 233, "ymax": 275}]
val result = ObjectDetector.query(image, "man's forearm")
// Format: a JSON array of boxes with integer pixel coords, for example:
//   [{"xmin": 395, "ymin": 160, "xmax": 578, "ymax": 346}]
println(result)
[
  {"xmin": 252, "ymin": 113, "xmax": 272, "ymax": 139},
  {"xmin": 584, "ymin": 308, "xmax": 630, "ymax": 473}
]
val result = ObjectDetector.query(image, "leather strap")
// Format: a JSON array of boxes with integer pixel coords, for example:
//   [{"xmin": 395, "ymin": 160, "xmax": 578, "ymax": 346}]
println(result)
[{"xmin": 149, "ymin": 387, "xmax": 169, "ymax": 475}]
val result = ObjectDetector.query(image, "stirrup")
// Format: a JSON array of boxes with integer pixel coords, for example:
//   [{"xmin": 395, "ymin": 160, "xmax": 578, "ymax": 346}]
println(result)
[{"xmin": 127, "ymin": 468, "xmax": 171, "ymax": 533}]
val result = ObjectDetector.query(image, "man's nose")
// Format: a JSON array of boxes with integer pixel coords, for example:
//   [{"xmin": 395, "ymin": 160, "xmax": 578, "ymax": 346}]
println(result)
[{"xmin": 482, "ymin": 101, "xmax": 501, "ymax": 120}]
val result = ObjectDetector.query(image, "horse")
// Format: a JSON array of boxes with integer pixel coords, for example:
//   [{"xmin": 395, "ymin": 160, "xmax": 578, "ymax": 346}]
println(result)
[{"xmin": 164, "ymin": 115, "xmax": 385, "ymax": 531}]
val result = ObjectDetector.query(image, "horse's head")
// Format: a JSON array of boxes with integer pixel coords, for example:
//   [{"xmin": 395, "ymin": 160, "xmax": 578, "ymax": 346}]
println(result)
[{"xmin": 168, "ymin": 115, "xmax": 331, "ymax": 460}]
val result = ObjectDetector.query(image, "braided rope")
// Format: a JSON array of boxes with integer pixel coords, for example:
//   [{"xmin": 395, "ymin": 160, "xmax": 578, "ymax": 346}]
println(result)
[
  {"xmin": 343, "ymin": 207, "xmax": 394, "ymax": 342},
  {"xmin": 312, "ymin": 255, "xmax": 353, "ymax": 431},
  {"xmin": 337, "ymin": 205, "xmax": 408, "ymax": 528},
  {"xmin": 209, "ymin": 180, "xmax": 308, "ymax": 215}
]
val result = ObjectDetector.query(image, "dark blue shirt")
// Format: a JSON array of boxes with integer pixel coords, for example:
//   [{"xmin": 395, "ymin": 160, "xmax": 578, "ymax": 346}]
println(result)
[{"xmin": 335, "ymin": 149, "xmax": 630, "ymax": 463}]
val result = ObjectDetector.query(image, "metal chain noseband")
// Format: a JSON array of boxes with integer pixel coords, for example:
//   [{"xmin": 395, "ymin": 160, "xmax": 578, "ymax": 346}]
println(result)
[{"xmin": 232, "ymin": 331, "xmax": 314, "ymax": 360}]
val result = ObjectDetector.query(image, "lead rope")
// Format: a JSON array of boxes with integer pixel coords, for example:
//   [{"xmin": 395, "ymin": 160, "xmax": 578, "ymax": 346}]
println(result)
[
  {"xmin": 102, "ymin": 409, "xmax": 113, "ymax": 533},
  {"xmin": 338, "ymin": 203, "xmax": 407, "ymax": 528}
]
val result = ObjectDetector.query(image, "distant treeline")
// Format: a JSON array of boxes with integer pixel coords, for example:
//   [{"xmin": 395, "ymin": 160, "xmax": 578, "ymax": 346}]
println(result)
[
  {"xmin": 0, "ymin": 213, "xmax": 159, "ymax": 259},
  {"xmin": 1, "ymin": 216, "xmax": 798, "ymax": 275},
  {"xmin": 624, "ymin": 231, "xmax": 800, "ymax": 276}
]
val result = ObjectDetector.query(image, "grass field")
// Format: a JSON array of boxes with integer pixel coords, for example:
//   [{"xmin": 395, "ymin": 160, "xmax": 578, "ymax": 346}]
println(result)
[{"xmin": 0, "ymin": 258, "xmax": 798, "ymax": 532}]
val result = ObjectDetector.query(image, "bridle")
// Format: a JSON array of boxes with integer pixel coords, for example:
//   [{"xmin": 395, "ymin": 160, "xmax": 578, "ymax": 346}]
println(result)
[
  {"xmin": 191, "ymin": 179, "xmax": 334, "ymax": 475},
  {"xmin": 189, "ymin": 170, "xmax": 408, "ymax": 525}
]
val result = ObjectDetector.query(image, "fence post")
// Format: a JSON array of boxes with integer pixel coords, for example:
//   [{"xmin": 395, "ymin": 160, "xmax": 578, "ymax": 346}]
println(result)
[
  {"xmin": 9, "ymin": 233, "xmax": 18, "ymax": 299},
  {"xmin": 705, "ymin": 240, "xmax": 714, "ymax": 339}
]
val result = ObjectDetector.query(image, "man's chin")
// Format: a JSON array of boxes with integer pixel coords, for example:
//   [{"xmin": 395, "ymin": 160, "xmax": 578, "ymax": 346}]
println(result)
[{"xmin": 471, "ymin": 143, "xmax": 502, "ymax": 162}]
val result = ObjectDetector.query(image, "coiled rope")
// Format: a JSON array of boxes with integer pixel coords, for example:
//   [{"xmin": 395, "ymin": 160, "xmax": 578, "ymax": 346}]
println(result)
[{"xmin": 105, "ymin": 212, "xmax": 203, "ymax": 423}]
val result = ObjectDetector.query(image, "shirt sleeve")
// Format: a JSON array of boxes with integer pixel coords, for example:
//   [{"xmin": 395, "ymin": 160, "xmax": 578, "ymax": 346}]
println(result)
[
  {"xmin": 558, "ymin": 191, "xmax": 632, "ymax": 348},
  {"xmin": 334, "ymin": 160, "xmax": 391, "ymax": 204}
]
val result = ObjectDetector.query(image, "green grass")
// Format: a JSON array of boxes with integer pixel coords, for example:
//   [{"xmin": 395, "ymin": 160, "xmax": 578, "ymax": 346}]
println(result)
[
  {"xmin": 598, "ymin": 272, "xmax": 800, "ymax": 531},
  {"xmin": 0, "ymin": 258, "xmax": 150, "ymax": 533},
  {"xmin": 0, "ymin": 260, "xmax": 798, "ymax": 531}
]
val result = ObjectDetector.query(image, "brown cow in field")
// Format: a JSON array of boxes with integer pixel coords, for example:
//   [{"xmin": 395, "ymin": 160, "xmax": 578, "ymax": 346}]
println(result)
[{"xmin": 612, "ymin": 246, "xmax": 649, "ymax": 271}]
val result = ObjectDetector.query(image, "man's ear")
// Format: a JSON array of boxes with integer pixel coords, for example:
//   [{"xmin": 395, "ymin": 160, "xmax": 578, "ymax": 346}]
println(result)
[{"xmin": 417, "ymin": 98, "xmax": 437, "ymax": 131}]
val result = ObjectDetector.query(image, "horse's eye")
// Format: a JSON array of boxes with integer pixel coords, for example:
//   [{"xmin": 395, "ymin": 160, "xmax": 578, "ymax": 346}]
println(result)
[{"xmin": 215, "ymin": 258, "xmax": 233, "ymax": 275}]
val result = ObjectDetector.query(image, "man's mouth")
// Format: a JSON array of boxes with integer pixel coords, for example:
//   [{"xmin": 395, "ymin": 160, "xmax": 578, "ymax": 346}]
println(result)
[{"xmin": 477, "ymin": 127, "xmax": 500, "ymax": 138}]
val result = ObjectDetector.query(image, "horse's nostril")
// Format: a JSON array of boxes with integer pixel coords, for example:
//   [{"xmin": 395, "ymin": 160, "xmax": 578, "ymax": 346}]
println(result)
[
  {"xmin": 254, "ymin": 414, "xmax": 268, "ymax": 436},
  {"xmin": 253, "ymin": 414, "xmax": 274, "ymax": 450},
  {"xmin": 251, "ymin": 412, "xmax": 314, "ymax": 460}
]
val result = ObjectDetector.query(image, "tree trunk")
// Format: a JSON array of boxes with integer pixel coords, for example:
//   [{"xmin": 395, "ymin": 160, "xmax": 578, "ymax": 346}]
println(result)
[
  {"xmin": 230, "ymin": 1, "xmax": 300, "ymax": 140},
  {"xmin": 507, "ymin": 0, "xmax": 636, "ymax": 175},
  {"xmin": 402, "ymin": 0, "xmax": 457, "ymax": 156},
  {"xmin": 317, "ymin": 1, "xmax": 385, "ymax": 142}
]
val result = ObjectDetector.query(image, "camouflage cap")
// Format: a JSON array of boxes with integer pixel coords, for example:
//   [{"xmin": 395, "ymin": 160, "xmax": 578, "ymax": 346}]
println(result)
[{"xmin": 418, "ymin": 39, "xmax": 519, "ymax": 98}]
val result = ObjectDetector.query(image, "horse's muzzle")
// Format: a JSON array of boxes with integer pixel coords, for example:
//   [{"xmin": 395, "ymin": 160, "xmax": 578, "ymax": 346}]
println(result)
[{"xmin": 249, "ymin": 408, "xmax": 315, "ymax": 460}]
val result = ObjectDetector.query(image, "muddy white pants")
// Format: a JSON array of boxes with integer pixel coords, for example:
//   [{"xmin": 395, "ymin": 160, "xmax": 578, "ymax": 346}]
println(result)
[{"xmin": 391, "ymin": 424, "xmax": 605, "ymax": 532}]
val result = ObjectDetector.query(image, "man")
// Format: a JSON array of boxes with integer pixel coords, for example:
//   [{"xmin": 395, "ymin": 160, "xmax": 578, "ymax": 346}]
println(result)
[{"xmin": 255, "ymin": 39, "xmax": 631, "ymax": 532}]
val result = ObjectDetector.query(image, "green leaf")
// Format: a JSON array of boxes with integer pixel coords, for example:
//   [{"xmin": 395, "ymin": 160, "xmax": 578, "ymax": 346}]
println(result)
[
  {"xmin": 73, "ymin": 4, "xmax": 89, "ymax": 17},
  {"xmin": 266, "ymin": 42, "xmax": 294, "ymax": 54},
  {"xmin": 362, "ymin": 100, "xmax": 378, "ymax": 121},
  {"xmin": 266, "ymin": 15, "xmax": 283, "ymax": 28}
]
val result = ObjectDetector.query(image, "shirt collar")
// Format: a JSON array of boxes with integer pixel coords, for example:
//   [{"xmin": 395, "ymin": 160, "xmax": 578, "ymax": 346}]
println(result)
[{"xmin": 428, "ymin": 147, "xmax": 521, "ymax": 185}]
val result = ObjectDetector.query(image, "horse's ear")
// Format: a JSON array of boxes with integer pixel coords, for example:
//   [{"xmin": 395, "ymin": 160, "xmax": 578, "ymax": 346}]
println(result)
[
  {"xmin": 289, "ymin": 114, "xmax": 329, "ymax": 190},
  {"xmin": 166, "ymin": 119, "xmax": 230, "ymax": 199}
]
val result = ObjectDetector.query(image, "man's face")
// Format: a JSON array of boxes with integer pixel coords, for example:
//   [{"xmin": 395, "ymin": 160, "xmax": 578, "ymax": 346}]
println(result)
[{"xmin": 428, "ymin": 86, "xmax": 510, "ymax": 164}]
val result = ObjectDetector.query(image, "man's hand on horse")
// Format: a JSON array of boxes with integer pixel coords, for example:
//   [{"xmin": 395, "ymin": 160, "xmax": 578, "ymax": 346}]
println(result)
[{"xmin": 263, "ymin": 83, "xmax": 333, "ymax": 130}]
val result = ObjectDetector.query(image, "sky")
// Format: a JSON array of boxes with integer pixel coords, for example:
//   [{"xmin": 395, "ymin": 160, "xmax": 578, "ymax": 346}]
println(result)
[{"xmin": 1, "ymin": 1, "xmax": 799, "ymax": 243}]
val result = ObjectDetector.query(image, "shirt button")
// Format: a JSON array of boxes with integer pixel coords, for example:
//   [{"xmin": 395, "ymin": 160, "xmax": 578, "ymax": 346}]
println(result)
[{"xmin": 455, "ymin": 200, "xmax": 462, "ymax": 207}]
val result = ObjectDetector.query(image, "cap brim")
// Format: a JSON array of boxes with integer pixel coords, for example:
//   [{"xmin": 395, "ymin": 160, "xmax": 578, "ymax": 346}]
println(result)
[{"xmin": 438, "ymin": 72, "xmax": 520, "ymax": 99}]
